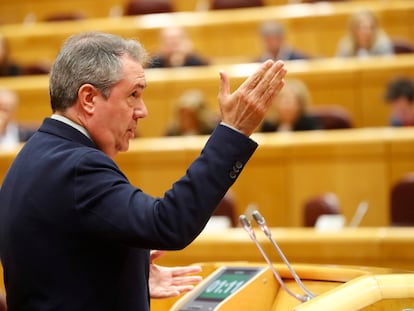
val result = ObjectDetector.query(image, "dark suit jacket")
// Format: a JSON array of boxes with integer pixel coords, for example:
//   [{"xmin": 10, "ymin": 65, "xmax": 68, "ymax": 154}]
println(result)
[{"xmin": 0, "ymin": 118, "xmax": 257, "ymax": 311}]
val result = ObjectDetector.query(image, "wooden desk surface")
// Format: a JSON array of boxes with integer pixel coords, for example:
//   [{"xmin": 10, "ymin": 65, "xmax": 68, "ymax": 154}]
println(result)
[
  {"xmin": 1, "ymin": 55, "xmax": 414, "ymax": 137},
  {"xmin": 155, "ymin": 227, "xmax": 414, "ymax": 271},
  {"xmin": 0, "ymin": 0, "xmax": 413, "ymax": 65}
]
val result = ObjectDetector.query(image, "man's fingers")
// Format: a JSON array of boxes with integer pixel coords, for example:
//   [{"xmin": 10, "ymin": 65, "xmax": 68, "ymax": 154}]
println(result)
[
  {"xmin": 171, "ymin": 275, "xmax": 203, "ymax": 286},
  {"xmin": 218, "ymin": 70, "xmax": 231, "ymax": 101},
  {"xmin": 171, "ymin": 265, "xmax": 202, "ymax": 277},
  {"xmin": 261, "ymin": 61, "xmax": 287, "ymax": 101},
  {"xmin": 237, "ymin": 59, "xmax": 275, "ymax": 93}
]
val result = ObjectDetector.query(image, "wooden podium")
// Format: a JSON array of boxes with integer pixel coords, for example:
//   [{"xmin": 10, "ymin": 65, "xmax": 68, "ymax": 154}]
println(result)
[
  {"xmin": 165, "ymin": 262, "xmax": 414, "ymax": 311},
  {"xmin": 1, "ymin": 260, "xmax": 413, "ymax": 310}
]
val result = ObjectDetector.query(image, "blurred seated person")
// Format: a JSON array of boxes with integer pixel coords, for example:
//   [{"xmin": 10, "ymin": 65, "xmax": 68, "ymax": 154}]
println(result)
[
  {"xmin": 336, "ymin": 9, "xmax": 394, "ymax": 58},
  {"xmin": 148, "ymin": 27, "xmax": 209, "ymax": 68},
  {"xmin": 255, "ymin": 21, "xmax": 309, "ymax": 62},
  {"xmin": 384, "ymin": 77, "xmax": 414, "ymax": 127},
  {"xmin": 165, "ymin": 89, "xmax": 219, "ymax": 136},
  {"xmin": 259, "ymin": 79, "xmax": 322, "ymax": 132},
  {"xmin": 0, "ymin": 34, "xmax": 22, "ymax": 76},
  {"xmin": 0, "ymin": 88, "xmax": 36, "ymax": 150}
]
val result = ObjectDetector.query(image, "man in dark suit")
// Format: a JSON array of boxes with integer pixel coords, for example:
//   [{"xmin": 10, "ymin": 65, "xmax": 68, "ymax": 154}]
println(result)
[
  {"xmin": 0, "ymin": 32, "xmax": 286, "ymax": 311},
  {"xmin": 255, "ymin": 21, "xmax": 309, "ymax": 63}
]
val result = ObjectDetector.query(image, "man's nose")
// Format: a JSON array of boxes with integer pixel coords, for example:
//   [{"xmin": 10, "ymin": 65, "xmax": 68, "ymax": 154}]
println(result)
[{"xmin": 133, "ymin": 100, "xmax": 148, "ymax": 120}]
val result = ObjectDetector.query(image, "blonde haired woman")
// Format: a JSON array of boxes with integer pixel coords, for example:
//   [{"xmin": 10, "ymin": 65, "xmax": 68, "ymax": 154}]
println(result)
[
  {"xmin": 259, "ymin": 79, "xmax": 322, "ymax": 132},
  {"xmin": 166, "ymin": 89, "xmax": 218, "ymax": 136},
  {"xmin": 336, "ymin": 9, "xmax": 394, "ymax": 58}
]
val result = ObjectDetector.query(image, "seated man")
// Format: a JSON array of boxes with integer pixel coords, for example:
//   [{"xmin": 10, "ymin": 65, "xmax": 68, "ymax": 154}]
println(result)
[
  {"xmin": 384, "ymin": 77, "xmax": 414, "ymax": 127},
  {"xmin": 148, "ymin": 26, "xmax": 209, "ymax": 68},
  {"xmin": 0, "ymin": 88, "xmax": 36, "ymax": 149},
  {"xmin": 255, "ymin": 21, "xmax": 309, "ymax": 62}
]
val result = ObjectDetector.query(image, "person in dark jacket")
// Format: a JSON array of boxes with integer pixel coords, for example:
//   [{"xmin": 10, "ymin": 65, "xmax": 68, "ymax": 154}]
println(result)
[
  {"xmin": 0, "ymin": 31, "xmax": 287, "ymax": 311},
  {"xmin": 0, "ymin": 35, "xmax": 22, "ymax": 77},
  {"xmin": 255, "ymin": 21, "xmax": 309, "ymax": 62},
  {"xmin": 148, "ymin": 26, "xmax": 209, "ymax": 68},
  {"xmin": 260, "ymin": 78, "xmax": 322, "ymax": 132}
]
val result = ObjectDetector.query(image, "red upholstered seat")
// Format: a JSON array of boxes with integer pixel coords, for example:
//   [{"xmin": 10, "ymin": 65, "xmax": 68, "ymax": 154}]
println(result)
[
  {"xmin": 213, "ymin": 191, "xmax": 238, "ymax": 227},
  {"xmin": 309, "ymin": 105, "xmax": 353, "ymax": 130},
  {"xmin": 303, "ymin": 193, "xmax": 341, "ymax": 227},
  {"xmin": 125, "ymin": 0, "xmax": 173, "ymax": 15},
  {"xmin": 210, "ymin": 0, "xmax": 263, "ymax": 10},
  {"xmin": 392, "ymin": 37, "xmax": 414, "ymax": 54},
  {"xmin": 391, "ymin": 173, "xmax": 414, "ymax": 226}
]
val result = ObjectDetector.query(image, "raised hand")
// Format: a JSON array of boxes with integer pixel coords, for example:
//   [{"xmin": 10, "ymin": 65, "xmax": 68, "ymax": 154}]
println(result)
[{"xmin": 218, "ymin": 60, "xmax": 287, "ymax": 136}]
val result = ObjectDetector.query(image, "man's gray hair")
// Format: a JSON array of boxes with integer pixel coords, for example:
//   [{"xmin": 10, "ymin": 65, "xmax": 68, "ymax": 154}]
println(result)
[{"xmin": 49, "ymin": 32, "xmax": 148, "ymax": 112}]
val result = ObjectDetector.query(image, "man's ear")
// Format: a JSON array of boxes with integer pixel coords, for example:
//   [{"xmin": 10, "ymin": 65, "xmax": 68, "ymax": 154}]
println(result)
[{"xmin": 78, "ymin": 84, "xmax": 99, "ymax": 115}]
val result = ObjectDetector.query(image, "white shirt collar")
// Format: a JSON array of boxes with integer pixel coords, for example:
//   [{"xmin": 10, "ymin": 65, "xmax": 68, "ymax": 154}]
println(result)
[{"xmin": 51, "ymin": 114, "xmax": 91, "ymax": 140}]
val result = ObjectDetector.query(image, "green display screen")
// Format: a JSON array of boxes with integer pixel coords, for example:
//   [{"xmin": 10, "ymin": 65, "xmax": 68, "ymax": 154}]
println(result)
[{"xmin": 197, "ymin": 268, "xmax": 259, "ymax": 301}]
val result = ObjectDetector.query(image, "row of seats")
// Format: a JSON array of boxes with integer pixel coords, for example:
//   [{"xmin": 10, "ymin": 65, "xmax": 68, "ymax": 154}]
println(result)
[
  {"xmin": 0, "ymin": 0, "xmax": 360, "ymax": 24},
  {"xmin": 0, "ymin": 55, "xmax": 411, "ymax": 137},
  {"xmin": 220, "ymin": 170, "xmax": 414, "ymax": 229},
  {"xmin": 1, "ymin": 1, "xmax": 413, "ymax": 67},
  {"xmin": 303, "ymin": 170, "xmax": 414, "ymax": 228},
  {"xmin": 125, "ymin": 0, "xmax": 265, "ymax": 15}
]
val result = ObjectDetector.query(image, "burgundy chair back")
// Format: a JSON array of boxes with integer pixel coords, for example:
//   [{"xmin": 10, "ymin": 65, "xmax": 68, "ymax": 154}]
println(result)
[
  {"xmin": 213, "ymin": 191, "xmax": 238, "ymax": 227},
  {"xmin": 391, "ymin": 173, "xmax": 414, "ymax": 226},
  {"xmin": 303, "ymin": 193, "xmax": 341, "ymax": 227},
  {"xmin": 125, "ymin": 0, "xmax": 173, "ymax": 15},
  {"xmin": 211, "ymin": 0, "xmax": 263, "ymax": 10},
  {"xmin": 310, "ymin": 105, "xmax": 352, "ymax": 130}
]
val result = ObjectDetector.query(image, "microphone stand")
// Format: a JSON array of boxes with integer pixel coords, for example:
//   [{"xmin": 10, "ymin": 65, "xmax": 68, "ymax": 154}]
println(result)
[
  {"xmin": 251, "ymin": 210, "xmax": 316, "ymax": 301},
  {"xmin": 239, "ymin": 215, "xmax": 311, "ymax": 303}
]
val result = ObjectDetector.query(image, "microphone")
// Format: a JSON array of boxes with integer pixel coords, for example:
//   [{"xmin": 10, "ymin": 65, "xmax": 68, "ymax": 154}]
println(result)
[
  {"xmin": 239, "ymin": 215, "xmax": 310, "ymax": 302},
  {"xmin": 251, "ymin": 210, "xmax": 316, "ymax": 301},
  {"xmin": 348, "ymin": 201, "xmax": 369, "ymax": 228}
]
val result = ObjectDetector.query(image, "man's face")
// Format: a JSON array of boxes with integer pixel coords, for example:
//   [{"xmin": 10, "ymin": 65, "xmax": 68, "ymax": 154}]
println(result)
[
  {"xmin": 88, "ymin": 55, "xmax": 148, "ymax": 157},
  {"xmin": 391, "ymin": 97, "xmax": 414, "ymax": 121},
  {"xmin": 263, "ymin": 34, "xmax": 283, "ymax": 56}
]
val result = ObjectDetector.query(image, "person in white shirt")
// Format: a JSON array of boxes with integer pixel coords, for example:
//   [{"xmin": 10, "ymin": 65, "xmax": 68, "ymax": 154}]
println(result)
[{"xmin": 0, "ymin": 88, "xmax": 36, "ymax": 150}]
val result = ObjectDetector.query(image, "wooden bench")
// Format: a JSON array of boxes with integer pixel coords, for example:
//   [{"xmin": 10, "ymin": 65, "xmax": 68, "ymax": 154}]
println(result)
[
  {"xmin": 0, "ymin": 55, "xmax": 413, "ymax": 136},
  {"xmin": 0, "ymin": 0, "xmax": 378, "ymax": 24},
  {"xmin": 0, "ymin": 0, "xmax": 413, "ymax": 66},
  {"xmin": 2, "ymin": 127, "xmax": 414, "ymax": 227},
  {"xmin": 112, "ymin": 126, "xmax": 414, "ymax": 227}
]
